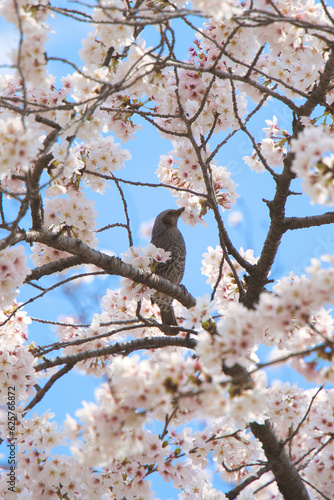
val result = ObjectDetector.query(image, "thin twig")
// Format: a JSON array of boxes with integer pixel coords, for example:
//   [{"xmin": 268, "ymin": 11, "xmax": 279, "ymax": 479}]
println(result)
[{"xmin": 23, "ymin": 363, "xmax": 75, "ymax": 414}]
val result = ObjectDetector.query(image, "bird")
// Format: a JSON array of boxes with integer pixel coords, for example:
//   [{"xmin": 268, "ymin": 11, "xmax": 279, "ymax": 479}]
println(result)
[{"xmin": 150, "ymin": 207, "xmax": 186, "ymax": 335}]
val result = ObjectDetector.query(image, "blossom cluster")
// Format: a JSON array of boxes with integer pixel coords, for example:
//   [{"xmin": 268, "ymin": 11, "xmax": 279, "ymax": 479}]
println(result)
[
  {"xmin": 244, "ymin": 116, "xmax": 288, "ymax": 172},
  {"xmin": 50, "ymin": 131, "xmax": 132, "ymax": 193},
  {"xmin": 301, "ymin": 389, "xmax": 334, "ymax": 499},
  {"xmin": 157, "ymin": 140, "xmax": 238, "ymax": 225},
  {"xmin": 197, "ymin": 255, "xmax": 334, "ymax": 381},
  {"xmin": 0, "ymin": 116, "xmax": 41, "ymax": 179},
  {"xmin": 201, "ymin": 245, "xmax": 258, "ymax": 311},
  {"xmin": 1, "ymin": 0, "xmax": 334, "ymax": 498},
  {"xmin": 91, "ymin": 0, "xmax": 134, "ymax": 53},
  {"xmin": 120, "ymin": 243, "xmax": 172, "ymax": 301},
  {"xmin": 54, "ymin": 315, "xmax": 112, "ymax": 376},
  {"xmin": 0, "ymin": 246, "xmax": 29, "ymax": 308},
  {"xmin": 291, "ymin": 125, "xmax": 334, "ymax": 205},
  {"xmin": 0, "ymin": 0, "xmax": 50, "ymax": 84},
  {"xmin": 63, "ymin": 351, "xmax": 266, "ymax": 497},
  {"xmin": 30, "ymin": 190, "xmax": 98, "ymax": 268},
  {"xmin": 1, "ymin": 372, "xmax": 333, "ymax": 498},
  {"xmin": 0, "ymin": 410, "xmax": 115, "ymax": 499},
  {"xmin": 254, "ymin": 0, "xmax": 333, "ymax": 97},
  {"xmin": 203, "ymin": 14, "xmax": 323, "ymax": 106},
  {"xmin": 100, "ymin": 289, "xmax": 160, "ymax": 339},
  {"xmin": 191, "ymin": 0, "xmax": 241, "ymax": 20},
  {"xmin": 59, "ymin": 348, "xmax": 334, "ymax": 498},
  {"xmin": 183, "ymin": 294, "xmax": 214, "ymax": 329},
  {"xmin": 54, "ymin": 244, "xmax": 173, "ymax": 375},
  {"xmin": 0, "ymin": 306, "xmax": 36, "ymax": 405},
  {"xmin": 154, "ymin": 69, "xmax": 248, "ymax": 139},
  {"xmin": 0, "ymin": 75, "xmax": 71, "ymax": 187}
]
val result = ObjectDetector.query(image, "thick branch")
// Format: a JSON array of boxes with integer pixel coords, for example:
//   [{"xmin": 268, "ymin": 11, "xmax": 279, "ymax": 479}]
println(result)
[
  {"xmin": 29, "ymin": 128, "xmax": 58, "ymax": 230},
  {"xmin": 243, "ymin": 154, "xmax": 295, "ymax": 308},
  {"xmin": 240, "ymin": 48, "xmax": 334, "ymax": 308},
  {"xmin": 24, "ymin": 229, "xmax": 196, "ymax": 308},
  {"xmin": 34, "ymin": 335, "xmax": 197, "ymax": 371},
  {"xmin": 250, "ymin": 421, "xmax": 310, "ymax": 500},
  {"xmin": 226, "ymin": 465, "xmax": 269, "ymax": 500},
  {"xmin": 27, "ymin": 255, "xmax": 83, "ymax": 281},
  {"xmin": 283, "ymin": 212, "xmax": 334, "ymax": 231}
]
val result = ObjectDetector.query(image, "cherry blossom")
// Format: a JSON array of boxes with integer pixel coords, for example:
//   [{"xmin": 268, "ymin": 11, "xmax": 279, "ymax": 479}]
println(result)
[
  {"xmin": 291, "ymin": 125, "xmax": 334, "ymax": 205},
  {"xmin": 0, "ymin": 117, "xmax": 41, "ymax": 178},
  {"xmin": 244, "ymin": 116, "xmax": 288, "ymax": 172},
  {"xmin": 0, "ymin": 246, "xmax": 29, "ymax": 307},
  {"xmin": 157, "ymin": 140, "xmax": 238, "ymax": 223},
  {"xmin": 0, "ymin": 306, "xmax": 36, "ymax": 404}
]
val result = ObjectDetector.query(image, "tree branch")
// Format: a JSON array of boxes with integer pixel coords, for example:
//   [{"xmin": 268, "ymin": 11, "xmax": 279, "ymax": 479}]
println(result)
[
  {"xmin": 34, "ymin": 335, "xmax": 197, "ymax": 371},
  {"xmin": 250, "ymin": 420, "xmax": 310, "ymax": 500},
  {"xmin": 26, "ymin": 255, "xmax": 83, "ymax": 281},
  {"xmin": 29, "ymin": 129, "xmax": 58, "ymax": 230},
  {"xmin": 243, "ymin": 154, "xmax": 295, "ymax": 308},
  {"xmin": 23, "ymin": 363, "xmax": 75, "ymax": 414},
  {"xmin": 283, "ymin": 212, "xmax": 334, "ymax": 231},
  {"xmin": 23, "ymin": 229, "xmax": 196, "ymax": 308},
  {"xmin": 225, "ymin": 465, "xmax": 270, "ymax": 499},
  {"xmin": 169, "ymin": 61, "xmax": 301, "ymax": 113}
]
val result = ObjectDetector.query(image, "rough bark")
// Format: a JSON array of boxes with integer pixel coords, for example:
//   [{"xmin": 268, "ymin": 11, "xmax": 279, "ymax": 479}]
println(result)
[
  {"xmin": 23, "ymin": 229, "xmax": 196, "ymax": 308},
  {"xmin": 250, "ymin": 421, "xmax": 310, "ymax": 500}
]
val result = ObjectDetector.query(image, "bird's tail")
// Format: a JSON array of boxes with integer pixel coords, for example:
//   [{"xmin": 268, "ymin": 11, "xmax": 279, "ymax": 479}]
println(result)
[
  {"xmin": 160, "ymin": 306, "xmax": 177, "ymax": 326},
  {"xmin": 160, "ymin": 306, "xmax": 179, "ymax": 335}
]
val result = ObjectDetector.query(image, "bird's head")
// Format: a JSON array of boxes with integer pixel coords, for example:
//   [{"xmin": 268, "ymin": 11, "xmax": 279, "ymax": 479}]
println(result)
[
  {"xmin": 160, "ymin": 207, "xmax": 184, "ymax": 227},
  {"xmin": 151, "ymin": 207, "xmax": 185, "ymax": 238}
]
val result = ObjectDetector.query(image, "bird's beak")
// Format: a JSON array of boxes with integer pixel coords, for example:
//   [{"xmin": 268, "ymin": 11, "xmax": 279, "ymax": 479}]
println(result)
[{"xmin": 176, "ymin": 207, "xmax": 185, "ymax": 217}]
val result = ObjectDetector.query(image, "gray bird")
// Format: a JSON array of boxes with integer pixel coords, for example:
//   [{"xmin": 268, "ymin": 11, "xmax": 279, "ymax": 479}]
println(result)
[{"xmin": 150, "ymin": 207, "xmax": 186, "ymax": 334}]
